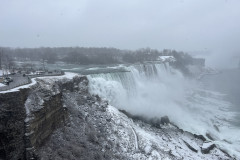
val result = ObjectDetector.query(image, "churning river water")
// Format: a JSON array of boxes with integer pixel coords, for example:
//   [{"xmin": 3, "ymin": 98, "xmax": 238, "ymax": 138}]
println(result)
[{"xmin": 47, "ymin": 62, "xmax": 240, "ymax": 158}]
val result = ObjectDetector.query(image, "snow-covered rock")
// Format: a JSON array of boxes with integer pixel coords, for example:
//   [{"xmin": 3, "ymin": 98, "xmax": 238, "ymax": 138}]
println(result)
[
  {"xmin": 0, "ymin": 83, "xmax": 6, "ymax": 87},
  {"xmin": 201, "ymin": 142, "xmax": 216, "ymax": 154},
  {"xmin": 0, "ymin": 69, "xmax": 10, "ymax": 76},
  {"xmin": 36, "ymin": 76, "xmax": 233, "ymax": 159},
  {"xmin": 157, "ymin": 56, "xmax": 176, "ymax": 62},
  {"xmin": 0, "ymin": 73, "xmax": 234, "ymax": 159}
]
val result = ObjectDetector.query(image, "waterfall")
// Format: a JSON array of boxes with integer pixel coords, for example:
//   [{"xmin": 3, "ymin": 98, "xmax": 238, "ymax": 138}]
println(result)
[
  {"xmin": 87, "ymin": 62, "xmax": 184, "ymax": 110},
  {"xmin": 87, "ymin": 62, "xmax": 240, "ymax": 158}
]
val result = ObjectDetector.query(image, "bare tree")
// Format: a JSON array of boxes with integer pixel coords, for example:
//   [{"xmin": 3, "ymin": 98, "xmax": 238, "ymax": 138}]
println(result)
[{"xmin": 0, "ymin": 48, "xmax": 2, "ymax": 70}]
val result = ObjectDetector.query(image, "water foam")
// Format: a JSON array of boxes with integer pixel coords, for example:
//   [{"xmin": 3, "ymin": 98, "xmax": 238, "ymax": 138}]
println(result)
[{"xmin": 88, "ymin": 62, "xmax": 240, "ymax": 158}]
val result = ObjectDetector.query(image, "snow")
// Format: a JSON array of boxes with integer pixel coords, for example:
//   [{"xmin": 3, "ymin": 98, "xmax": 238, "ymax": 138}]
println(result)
[
  {"xmin": 182, "ymin": 137, "xmax": 200, "ymax": 151},
  {"xmin": 0, "ymin": 83, "xmax": 6, "ymax": 87},
  {"xmin": 37, "ymin": 72, "xmax": 78, "ymax": 80},
  {"xmin": 0, "ymin": 78, "xmax": 37, "ymax": 94},
  {"xmin": 86, "ymin": 67, "xmax": 101, "ymax": 71},
  {"xmin": 202, "ymin": 142, "xmax": 214, "ymax": 150},
  {"xmin": 29, "ymin": 74, "xmax": 233, "ymax": 159},
  {"xmin": 106, "ymin": 105, "xmax": 230, "ymax": 159},
  {"xmin": 0, "ymin": 72, "xmax": 79, "ymax": 94},
  {"xmin": 157, "ymin": 56, "xmax": 176, "ymax": 62},
  {"xmin": 0, "ymin": 69, "xmax": 10, "ymax": 76},
  {"xmin": 144, "ymin": 145, "xmax": 152, "ymax": 154},
  {"xmin": 87, "ymin": 62, "xmax": 239, "ymax": 159},
  {"xmin": 130, "ymin": 125, "xmax": 139, "ymax": 151}
]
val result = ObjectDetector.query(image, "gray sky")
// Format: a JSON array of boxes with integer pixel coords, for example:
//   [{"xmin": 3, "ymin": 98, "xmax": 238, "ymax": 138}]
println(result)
[{"xmin": 0, "ymin": 0, "xmax": 240, "ymax": 67}]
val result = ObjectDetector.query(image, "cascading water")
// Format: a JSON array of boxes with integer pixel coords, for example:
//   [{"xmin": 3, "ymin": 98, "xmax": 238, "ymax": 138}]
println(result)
[
  {"xmin": 88, "ymin": 62, "xmax": 186, "ymax": 113},
  {"xmin": 87, "ymin": 62, "xmax": 240, "ymax": 158}
]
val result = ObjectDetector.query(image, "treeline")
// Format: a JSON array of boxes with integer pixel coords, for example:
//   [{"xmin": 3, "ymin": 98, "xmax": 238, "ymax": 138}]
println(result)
[{"xmin": 0, "ymin": 47, "xmax": 205, "ymax": 66}]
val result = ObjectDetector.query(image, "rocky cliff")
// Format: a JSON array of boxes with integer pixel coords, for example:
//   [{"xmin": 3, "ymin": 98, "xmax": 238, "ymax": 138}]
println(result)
[
  {"xmin": 0, "ymin": 73, "xmax": 83, "ymax": 159},
  {"xmin": 0, "ymin": 73, "xmax": 234, "ymax": 159},
  {"xmin": 0, "ymin": 88, "xmax": 29, "ymax": 160}
]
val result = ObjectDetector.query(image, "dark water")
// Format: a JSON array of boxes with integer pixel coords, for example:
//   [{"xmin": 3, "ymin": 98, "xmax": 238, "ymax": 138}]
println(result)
[{"xmin": 201, "ymin": 68, "xmax": 240, "ymax": 126}]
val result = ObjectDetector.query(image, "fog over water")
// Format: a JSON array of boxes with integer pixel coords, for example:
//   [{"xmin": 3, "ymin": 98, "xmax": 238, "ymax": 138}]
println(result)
[{"xmin": 202, "ymin": 68, "xmax": 240, "ymax": 111}]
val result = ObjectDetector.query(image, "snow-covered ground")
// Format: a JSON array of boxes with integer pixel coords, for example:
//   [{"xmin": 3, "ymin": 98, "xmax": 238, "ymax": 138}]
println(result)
[
  {"xmin": 87, "ymin": 63, "xmax": 240, "ymax": 159},
  {"xmin": 34, "ymin": 75, "xmax": 233, "ymax": 159},
  {"xmin": 1, "ymin": 69, "xmax": 237, "ymax": 159},
  {"xmin": 0, "ymin": 83, "xmax": 6, "ymax": 87},
  {"xmin": 157, "ymin": 56, "xmax": 176, "ymax": 62},
  {"xmin": 0, "ymin": 72, "xmax": 78, "ymax": 94},
  {"xmin": 107, "ymin": 105, "xmax": 231, "ymax": 159},
  {"xmin": 0, "ymin": 69, "xmax": 10, "ymax": 76}
]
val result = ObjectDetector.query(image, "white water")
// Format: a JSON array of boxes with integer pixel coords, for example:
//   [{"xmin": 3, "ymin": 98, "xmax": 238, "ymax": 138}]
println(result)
[{"xmin": 87, "ymin": 62, "xmax": 240, "ymax": 158}]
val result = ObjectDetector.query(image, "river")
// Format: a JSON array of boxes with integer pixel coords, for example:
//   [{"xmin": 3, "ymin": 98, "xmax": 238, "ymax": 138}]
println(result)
[
  {"xmin": 201, "ymin": 68, "xmax": 240, "ymax": 126},
  {"xmin": 46, "ymin": 62, "xmax": 240, "ymax": 158}
]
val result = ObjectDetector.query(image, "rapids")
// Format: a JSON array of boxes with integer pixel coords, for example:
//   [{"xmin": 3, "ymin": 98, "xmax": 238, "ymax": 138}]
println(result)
[{"xmin": 87, "ymin": 62, "xmax": 240, "ymax": 158}]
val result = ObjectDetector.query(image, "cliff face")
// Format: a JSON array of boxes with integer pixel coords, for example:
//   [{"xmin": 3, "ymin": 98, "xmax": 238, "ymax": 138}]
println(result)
[
  {"xmin": 0, "ymin": 89, "xmax": 29, "ymax": 160},
  {"xmin": 25, "ymin": 76, "xmax": 87, "ymax": 159},
  {"xmin": 0, "ymin": 74, "xmax": 84, "ymax": 160}
]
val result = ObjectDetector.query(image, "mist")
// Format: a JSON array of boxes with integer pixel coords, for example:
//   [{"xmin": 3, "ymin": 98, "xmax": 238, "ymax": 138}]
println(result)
[
  {"xmin": 87, "ymin": 63, "xmax": 240, "ymax": 157},
  {"xmin": 1, "ymin": 0, "xmax": 240, "ymax": 69}
]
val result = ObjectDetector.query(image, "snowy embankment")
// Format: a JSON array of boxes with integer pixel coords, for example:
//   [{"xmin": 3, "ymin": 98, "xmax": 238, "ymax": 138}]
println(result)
[
  {"xmin": 107, "ymin": 106, "xmax": 232, "ymax": 159},
  {"xmin": 0, "ymin": 72, "xmax": 77, "ymax": 94},
  {"xmin": 0, "ymin": 70, "xmax": 4, "ymax": 87},
  {"xmin": 1, "ymin": 71, "xmax": 234, "ymax": 159},
  {"xmin": 36, "ymin": 73, "xmax": 232, "ymax": 159},
  {"xmin": 157, "ymin": 56, "xmax": 176, "ymax": 62},
  {"xmin": 87, "ymin": 62, "xmax": 240, "ymax": 159},
  {"xmin": 0, "ymin": 69, "xmax": 10, "ymax": 76},
  {"xmin": 0, "ymin": 83, "xmax": 6, "ymax": 87}
]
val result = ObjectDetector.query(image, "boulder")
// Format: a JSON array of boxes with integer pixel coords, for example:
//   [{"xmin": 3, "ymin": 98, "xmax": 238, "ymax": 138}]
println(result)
[
  {"xmin": 183, "ymin": 140, "xmax": 198, "ymax": 153},
  {"xmin": 161, "ymin": 116, "xmax": 170, "ymax": 125},
  {"xmin": 149, "ymin": 117, "xmax": 161, "ymax": 128},
  {"xmin": 201, "ymin": 142, "xmax": 216, "ymax": 154}
]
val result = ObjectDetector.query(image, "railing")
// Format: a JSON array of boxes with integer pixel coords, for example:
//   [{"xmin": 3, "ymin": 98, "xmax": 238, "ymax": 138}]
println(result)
[
  {"xmin": 0, "ymin": 71, "xmax": 64, "ymax": 92},
  {"xmin": 28, "ymin": 71, "xmax": 64, "ymax": 78}
]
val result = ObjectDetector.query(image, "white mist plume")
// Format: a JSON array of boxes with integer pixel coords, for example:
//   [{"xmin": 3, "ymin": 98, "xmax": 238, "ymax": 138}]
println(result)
[{"xmin": 88, "ymin": 63, "xmax": 240, "ymax": 157}]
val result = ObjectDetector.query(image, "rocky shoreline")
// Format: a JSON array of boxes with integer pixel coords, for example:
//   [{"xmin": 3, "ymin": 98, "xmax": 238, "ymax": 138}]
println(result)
[{"xmin": 0, "ymin": 73, "xmax": 235, "ymax": 159}]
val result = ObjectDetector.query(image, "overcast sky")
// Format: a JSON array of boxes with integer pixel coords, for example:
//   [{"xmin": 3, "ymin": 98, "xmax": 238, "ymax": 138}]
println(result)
[{"xmin": 0, "ymin": 0, "xmax": 240, "ymax": 67}]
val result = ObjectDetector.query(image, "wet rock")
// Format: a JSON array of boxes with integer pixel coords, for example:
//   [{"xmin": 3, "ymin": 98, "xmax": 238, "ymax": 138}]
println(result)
[
  {"xmin": 213, "ymin": 124, "xmax": 220, "ymax": 132},
  {"xmin": 106, "ymin": 117, "xmax": 111, "ymax": 122},
  {"xmin": 183, "ymin": 140, "xmax": 198, "ymax": 153},
  {"xmin": 100, "ymin": 106, "xmax": 106, "ymax": 112},
  {"xmin": 149, "ymin": 117, "xmax": 161, "ymax": 128},
  {"xmin": 201, "ymin": 142, "xmax": 216, "ymax": 154},
  {"xmin": 206, "ymin": 133, "xmax": 216, "ymax": 141},
  {"xmin": 193, "ymin": 134, "xmax": 206, "ymax": 141},
  {"xmin": 223, "ymin": 139, "xmax": 232, "ymax": 144},
  {"xmin": 105, "ymin": 144, "xmax": 111, "ymax": 150},
  {"xmin": 161, "ymin": 116, "xmax": 170, "ymax": 125}
]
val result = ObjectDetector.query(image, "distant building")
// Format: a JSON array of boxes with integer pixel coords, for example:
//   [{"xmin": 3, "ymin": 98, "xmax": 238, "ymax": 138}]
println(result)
[{"xmin": 36, "ymin": 71, "xmax": 45, "ymax": 75}]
